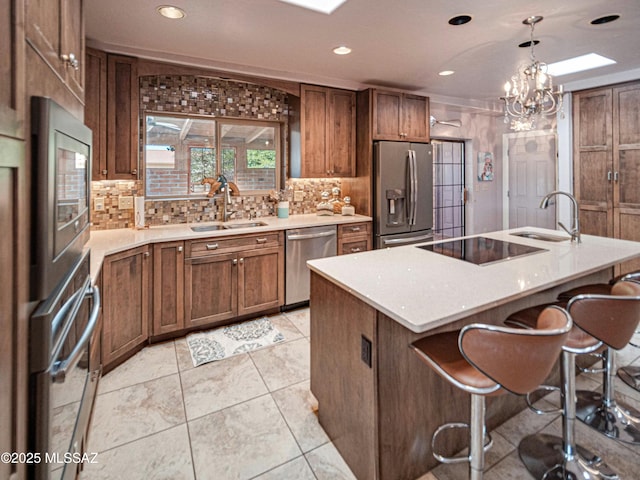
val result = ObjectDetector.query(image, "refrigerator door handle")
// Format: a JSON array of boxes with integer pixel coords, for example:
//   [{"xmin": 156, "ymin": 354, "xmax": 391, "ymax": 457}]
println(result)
[
  {"xmin": 408, "ymin": 150, "xmax": 418, "ymax": 226},
  {"xmin": 383, "ymin": 233, "xmax": 433, "ymax": 246}
]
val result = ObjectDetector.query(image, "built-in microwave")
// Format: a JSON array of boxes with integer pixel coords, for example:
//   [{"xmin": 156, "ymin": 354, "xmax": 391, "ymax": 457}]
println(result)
[{"xmin": 30, "ymin": 97, "xmax": 92, "ymax": 301}]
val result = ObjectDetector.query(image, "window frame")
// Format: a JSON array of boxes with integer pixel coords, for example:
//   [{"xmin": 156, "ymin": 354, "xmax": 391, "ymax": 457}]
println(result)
[{"xmin": 143, "ymin": 112, "xmax": 282, "ymax": 199}]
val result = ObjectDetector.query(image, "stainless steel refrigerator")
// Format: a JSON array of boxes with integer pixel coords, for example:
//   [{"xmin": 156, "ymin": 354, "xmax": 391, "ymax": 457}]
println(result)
[{"xmin": 374, "ymin": 141, "xmax": 433, "ymax": 248}]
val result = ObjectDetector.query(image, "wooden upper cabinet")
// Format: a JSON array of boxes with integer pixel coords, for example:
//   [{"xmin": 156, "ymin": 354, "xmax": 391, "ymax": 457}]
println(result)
[
  {"xmin": 85, "ymin": 48, "xmax": 108, "ymax": 180},
  {"xmin": 25, "ymin": 0, "xmax": 85, "ymax": 101},
  {"xmin": 372, "ymin": 89, "xmax": 429, "ymax": 142},
  {"xmin": 107, "ymin": 54, "xmax": 139, "ymax": 180},
  {"xmin": 299, "ymin": 84, "xmax": 355, "ymax": 177}
]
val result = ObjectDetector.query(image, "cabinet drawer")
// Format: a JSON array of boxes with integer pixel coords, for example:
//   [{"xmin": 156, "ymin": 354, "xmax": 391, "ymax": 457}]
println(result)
[
  {"xmin": 338, "ymin": 222, "xmax": 371, "ymax": 239},
  {"xmin": 187, "ymin": 232, "xmax": 282, "ymax": 257},
  {"xmin": 340, "ymin": 239, "xmax": 370, "ymax": 255}
]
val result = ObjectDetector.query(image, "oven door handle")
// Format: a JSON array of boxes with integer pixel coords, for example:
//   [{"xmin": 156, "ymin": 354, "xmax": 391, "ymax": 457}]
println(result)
[{"xmin": 51, "ymin": 284, "xmax": 101, "ymax": 384}]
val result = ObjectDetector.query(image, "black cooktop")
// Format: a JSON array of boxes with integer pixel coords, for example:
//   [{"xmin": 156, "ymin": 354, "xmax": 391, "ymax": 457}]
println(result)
[{"xmin": 417, "ymin": 236, "xmax": 547, "ymax": 266}]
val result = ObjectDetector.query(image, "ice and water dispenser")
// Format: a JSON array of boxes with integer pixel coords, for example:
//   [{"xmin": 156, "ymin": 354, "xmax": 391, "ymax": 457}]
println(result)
[{"xmin": 386, "ymin": 188, "xmax": 406, "ymax": 226}]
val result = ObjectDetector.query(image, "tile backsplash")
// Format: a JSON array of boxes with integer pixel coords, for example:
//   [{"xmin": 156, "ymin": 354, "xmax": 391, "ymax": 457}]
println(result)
[{"xmin": 90, "ymin": 178, "xmax": 346, "ymax": 230}]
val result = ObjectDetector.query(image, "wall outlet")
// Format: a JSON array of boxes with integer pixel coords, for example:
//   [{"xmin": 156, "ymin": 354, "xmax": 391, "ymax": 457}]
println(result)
[
  {"xmin": 118, "ymin": 195, "xmax": 134, "ymax": 209},
  {"xmin": 94, "ymin": 197, "xmax": 105, "ymax": 211},
  {"xmin": 293, "ymin": 190, "xmax": 304, "ymax": 202}
]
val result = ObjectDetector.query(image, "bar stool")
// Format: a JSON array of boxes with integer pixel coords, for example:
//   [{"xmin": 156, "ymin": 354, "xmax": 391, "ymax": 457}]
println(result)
[
  {"xmin": 558, "ymin": 272, "xmax": 640, "ymax": 395},
  {"xmin": 512, "ymin": 281, "xmax": 640, "ymax": 479},
  {"xmin": 411, "ymin": 306, "xmax": 571, "ymax": 480},
  {"xmin": 573, "ymin": 280, "xmax": 640, "ymax": 444}
]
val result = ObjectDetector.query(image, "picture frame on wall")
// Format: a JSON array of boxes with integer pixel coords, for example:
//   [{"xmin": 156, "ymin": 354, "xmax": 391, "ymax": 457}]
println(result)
[{"xmin": 477, "ymin": 152, "xmax": 494, "ymax": 181}]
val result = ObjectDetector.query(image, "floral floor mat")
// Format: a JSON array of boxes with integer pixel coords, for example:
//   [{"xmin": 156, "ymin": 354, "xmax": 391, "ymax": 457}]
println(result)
[{"xmin": 186, "ymin": 317, "xmax": 284, "ymax": 367}]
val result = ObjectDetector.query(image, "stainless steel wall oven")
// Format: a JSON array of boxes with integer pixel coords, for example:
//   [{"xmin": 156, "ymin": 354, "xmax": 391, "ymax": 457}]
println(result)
[{"xmin": 29, "ymin": 97, "xmax": 100, "ymax": 480}]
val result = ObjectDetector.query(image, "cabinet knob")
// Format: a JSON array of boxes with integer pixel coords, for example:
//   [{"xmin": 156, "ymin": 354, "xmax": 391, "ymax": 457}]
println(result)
[
  {"xmin": 614, "ymin": 171, "xmax": 619, "ymax": 182},
  {"xmin": 177, "ymin": 246, "xmax": 183, "ymax": 253},
  {"xmin": 131, "ymin": 169, "xmax": 138, "ymax": 176},
  {"xmin": 101, "ymin": 169, "xmax": 108, "ymax": 176},
  {"xmin": 143, "ymin": 251, "xmax": 150, "ymax": 258},
  {"xmin": 256, "ymin": 238, "xmax": 268, "ymax": 244},
  {"xmin": 61, "ymin": 53, "xmax": 79, "ymax": 70},
  {"xmin": 233, "ymin": 259, "xmax": 238, "ymax": 265},
  {"xmin": 350, "ymin": 247, "xmax": 362, "ymax": 253},
  {"xmin": 239, "ymin": 258, "xmax": 244, "ymax": 264},
  {"xmin": 206, "ymin": 243, "xmax": 219, "ymax": 250},
  {"xmin": 607, "ymin": 171, "xmax": 612, "ymax": 182},
  {"xmin": 351, "ymin": 227, "xmax": 361, "ymax": 232}
]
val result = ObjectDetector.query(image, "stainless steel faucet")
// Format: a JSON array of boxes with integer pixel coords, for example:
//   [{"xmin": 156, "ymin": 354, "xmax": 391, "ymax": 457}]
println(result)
[
  {"xmin": 540, "ymin": 191, "xmax": 581, "ymax": 243},
  {"xmin": 217, "ymin": 174, "xmax": 237, "ymax": 222}
]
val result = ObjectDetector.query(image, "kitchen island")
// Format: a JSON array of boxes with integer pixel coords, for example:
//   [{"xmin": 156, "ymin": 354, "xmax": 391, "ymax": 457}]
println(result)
[{"xmin": 307, "ymin": 228, "xmax": 640, "ymax": 480}]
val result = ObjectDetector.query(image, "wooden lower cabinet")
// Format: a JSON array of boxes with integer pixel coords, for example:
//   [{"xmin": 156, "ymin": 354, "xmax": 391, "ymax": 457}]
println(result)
[
  {"xmin": 337, "ymin": 222, "xmax": 372, "ymax": 255},
  {"xmin": 152, "ymin": 241, "xmax": 185, "ymax": 335},
  {"xmin": 102, "ymin": 245, "xmax": 151, "ymax": 368},
  {"xmin": 185, "ymin": 252, "xmax": 238, "ymax": 327},
  {"xmin": 184, "ymin": 232, "xmax": 285, "ymax": 327},
  {"xmin": 238, "ymin": 246, "xmax": 284, "ymax": 315}
]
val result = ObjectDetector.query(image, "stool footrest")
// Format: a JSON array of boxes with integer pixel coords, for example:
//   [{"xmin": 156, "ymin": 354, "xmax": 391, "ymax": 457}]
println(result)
[
  {"xmin": 617, "ymin": 365, "xmax": 640, "ymax": 392},
  {"xmin": 577, "ymin": 352, "xmax": 605, "ymax": 374},
  {"xmin": 525, "ymin": 385, "xmax": 562, "ymax": 415},
  {"xmin": 431, "ymin": 422, "xmax": 493, "ymax": 465}
]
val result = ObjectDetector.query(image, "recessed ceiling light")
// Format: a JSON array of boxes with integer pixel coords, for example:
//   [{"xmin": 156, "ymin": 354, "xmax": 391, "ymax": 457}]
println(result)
[
  {"xmin": 157, "ymin": 5, "xmax": 186, "ymax": 19},
  {"xmin": 448, "ymin": 15, "xmax": 472, "ymax": 26},
  {"xmin": 439, "ymin": 70, "xmax": 455, "ymax": 76},
  {"xmin": 547, "ymin": 53, "xmax": 616, "ymax": 76},
  {"xmin": 518, "ymin": 40, "xmax": 540, "ymax": 48},
  {"xmin": 591, "ymin": 14, "xmax": 620, "ymax": 25},
  {"xmin": 278, "ymin": 0, "xmax": 348, "ymax": 15},
  {"xmin": 333, "ymin": 46, "xmax": 352, "ymax": 55}
]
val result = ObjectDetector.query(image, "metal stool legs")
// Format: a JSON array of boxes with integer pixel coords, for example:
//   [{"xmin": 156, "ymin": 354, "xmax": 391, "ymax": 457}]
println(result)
[
  {"xmin": 576, "ymin": 347, "xmax": 640, "ymax": 444},
  {"xmin": 519, "ymin": 350, "xmax": 618, "ymax": 480}
]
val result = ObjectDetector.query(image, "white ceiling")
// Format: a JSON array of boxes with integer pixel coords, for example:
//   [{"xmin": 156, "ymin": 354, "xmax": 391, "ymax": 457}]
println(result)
[{"xmin": 86, "ymin": 0, "xmax": 640, "ymax": 110}]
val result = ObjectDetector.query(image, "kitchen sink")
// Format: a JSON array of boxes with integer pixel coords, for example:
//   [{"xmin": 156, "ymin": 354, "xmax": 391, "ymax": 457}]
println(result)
[
  {"xmin": 510, "ymin": 231, "xmax": 569, "ymax": 242},
  {"xmin": 223, "ymin": 221, "xmax": 268, "ymax": 229},
  {"xmin": 191, "ymin": 224, "xmax": 226, "ymax": 232}
]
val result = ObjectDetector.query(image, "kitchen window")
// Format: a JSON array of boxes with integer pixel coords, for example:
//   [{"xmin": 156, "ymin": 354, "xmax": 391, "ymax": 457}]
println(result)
[{"xmin": 144, "ymin": 113, "xmax": 281, "ymax": 198}]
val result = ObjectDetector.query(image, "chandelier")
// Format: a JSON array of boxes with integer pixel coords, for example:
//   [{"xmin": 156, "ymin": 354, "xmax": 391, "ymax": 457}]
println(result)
[{"xmin": 501, "ymin": 16, "xmax": 564, "ymax": 131}]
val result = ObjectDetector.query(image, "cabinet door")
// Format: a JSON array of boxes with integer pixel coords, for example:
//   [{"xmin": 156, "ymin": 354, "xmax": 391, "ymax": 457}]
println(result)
[
  {"xmin": 85, "ymin": 48, "xmax": 107, "ymax": 180},
  {"xmin": 0, "ymin": 0, "xmax": 24, "ymax": 138},
  {"xmin": 185, "ymin": 253, "xmax": 237, "ymax": 327},
  {"xmin": 573, "ymin": 88, "xmax": 613, "ymax": 237},
  {"xmin": 153, "ymin": 242, "xmax": 185, "ymax": 335},
  {"xmin": 402, "ymin": 94, "xmax": 430, "ymax": 141},
  {"xmin": 613, "ymin": 82, "xmax": 640, "ymax": 274},
  {"xmin": 25, "ymin": 0, "xmax": 84, "ymax": 100},
  {"xmin": 237, "ymin": 246, "xmax": 283, "ymax": 316},
  {"xmin": 102, "ymin": 246, "xmax": 150, "ymax": 367},
  {"xmin": 107, "ymin": 54, "xmax": 139, "ymax": 179},
  {"xmin": 372, "ymin": 90, "xmax": 402, "ymax": 140},
  {"xmin": 300, "ymin": 85, "xmax": 329, "ymax": 177},
  {"xmin": 329, "ymin": 89, "xmax": 356, "ymax": 176}
]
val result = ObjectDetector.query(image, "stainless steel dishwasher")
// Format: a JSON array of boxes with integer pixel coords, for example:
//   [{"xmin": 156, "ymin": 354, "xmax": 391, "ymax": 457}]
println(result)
[{"xmin": 285, "ymin": 225, "xmax": 337, "ymax": 307}]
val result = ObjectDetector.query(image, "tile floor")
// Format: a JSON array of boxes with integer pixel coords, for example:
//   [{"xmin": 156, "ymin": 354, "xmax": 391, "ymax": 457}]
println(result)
[{"xmin": 82, "ymin": 308, "xmax": 640, "ymax": 479}]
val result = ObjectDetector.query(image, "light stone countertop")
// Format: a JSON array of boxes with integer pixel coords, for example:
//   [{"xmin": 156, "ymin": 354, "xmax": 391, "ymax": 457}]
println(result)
[
  {"xmin": 307, "ymin": 227, "xmax": 640, "ymax": 334},
  {"xmin": 88, "ymin": 213, "xmax": 371, "ymax": 282}
]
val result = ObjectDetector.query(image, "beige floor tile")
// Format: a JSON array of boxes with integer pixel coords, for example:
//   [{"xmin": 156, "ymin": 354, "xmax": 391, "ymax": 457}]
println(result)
[
  {"xmin": 98, "ymin": 341, "xmax": 178, "ymax": 394},
  {"xmin": 189, "ymin": 394, "xmax": 301, "ymax": 480},
  {"xmin": 272, "ymin": 380, "xmax": 329, "ymax": 452},
  {"xmin": 180, "ymin": 353, "xmax": 268, "ymax": 420},
  {"xmin": 80, "ymin": 424, "xmax": 194, "ymax": 480},
  {"xmin": 250, "ymin": 337, "xmax": 310, "ymax": 391},
  {"xmin": 284, "ymin": 308, "xmax": 310, "ymax": 337},
  {"xmin": 268, "ymin": 312, "xmax": 305, "ymax": 342},
  {"xmin": 175, "ymin": 337, "xmax": 196, "ymax": 372},
  {"xmin": 88, "ymin": 374, "xmax": 185, "ymax": 453},
  {"xmin": 305, "ymin": 442, "xmax": 357, "ymax": 480},
  {"xmin": 252, "ymin": 456, "xmax": 316, "ymax": 480}
]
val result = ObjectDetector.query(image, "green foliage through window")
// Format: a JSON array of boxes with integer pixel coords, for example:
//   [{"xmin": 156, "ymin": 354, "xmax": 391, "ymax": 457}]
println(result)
[{"xmin": 247, "ymin": 149, "xmax": 276, "ymax": 168}]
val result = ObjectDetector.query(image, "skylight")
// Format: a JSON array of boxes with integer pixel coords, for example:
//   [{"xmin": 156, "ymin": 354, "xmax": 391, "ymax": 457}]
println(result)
[
  {"xmin": 278, "ymin": 0, "xmax": 348, "ymax": 14},
  {"xmin": 547, "ymin": 53, "xmax": 616, "ymax": 76}
]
